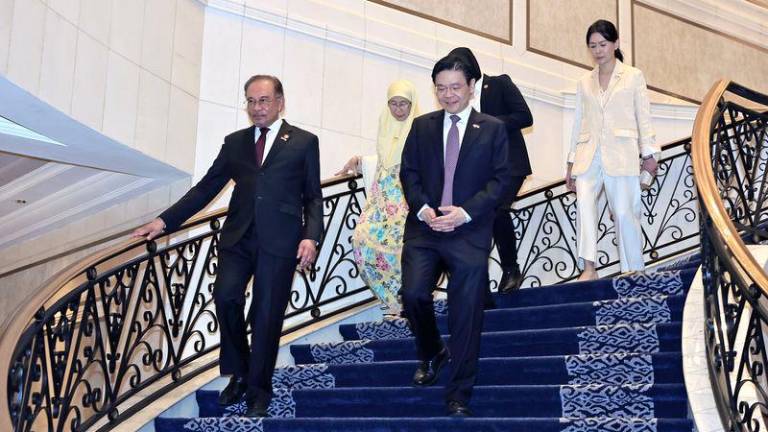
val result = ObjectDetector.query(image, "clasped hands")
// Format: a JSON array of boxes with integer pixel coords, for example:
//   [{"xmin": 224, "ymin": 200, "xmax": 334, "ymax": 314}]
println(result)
[{"xmin": 420, "ymin": 206, "xmax": 467, "ymax": 232}]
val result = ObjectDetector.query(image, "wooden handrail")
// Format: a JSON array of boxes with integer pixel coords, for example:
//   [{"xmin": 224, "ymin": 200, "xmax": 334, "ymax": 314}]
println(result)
[{"xmin": 690, "ymin": 79, "xmax": 768, "ymax": 291}]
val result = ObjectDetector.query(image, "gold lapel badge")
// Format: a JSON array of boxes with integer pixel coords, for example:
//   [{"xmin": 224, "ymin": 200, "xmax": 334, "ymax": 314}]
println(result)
[
  {"xmin": 280, "ymin": 134, "xmax": 290, "ymax": 141},
  {"xmin": 472, "ymin": 124, "xmax": 480, "ymax": 129}
]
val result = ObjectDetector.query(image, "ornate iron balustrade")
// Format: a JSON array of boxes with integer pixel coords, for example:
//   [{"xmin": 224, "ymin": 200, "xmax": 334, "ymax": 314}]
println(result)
[
  {"xmin": 5, "ymin": 176, "xmax": 370, "ymax": 432},
  {"xmin": 692, "ymin": 81, "xmax": 768, "ymax": 432},
  {"xmin": 3, "ymin": 135, "xmax": 702, "ymax": 432},
  {"xmin": 509, "ymin": 136, "xmax": 698, "ymax": 288}
]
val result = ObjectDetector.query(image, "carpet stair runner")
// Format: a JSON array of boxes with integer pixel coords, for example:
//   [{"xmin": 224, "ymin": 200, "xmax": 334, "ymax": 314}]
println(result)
[{"xmin": 155, "ymin": 267, "xmax": 697, "ymax": 431}]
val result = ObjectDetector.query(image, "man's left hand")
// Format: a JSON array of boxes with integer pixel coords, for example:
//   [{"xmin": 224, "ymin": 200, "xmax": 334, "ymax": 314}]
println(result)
[
  {"xmin": 296, "ymin": 239, "xmax": 317, "ymax": 270},
  {"xmin": 431, "ymin": 206, "xmax": 468, "ymax": 232}
]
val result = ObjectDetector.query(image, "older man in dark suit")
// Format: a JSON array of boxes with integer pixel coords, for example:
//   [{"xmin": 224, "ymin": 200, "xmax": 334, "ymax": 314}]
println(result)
[
  {"xmin": 132, "ymin": 75, "xmax": 322, "ymax": 418},
  {"xmin": 399, "ymin": 55, "xmax": 511, "ymax": 417}
]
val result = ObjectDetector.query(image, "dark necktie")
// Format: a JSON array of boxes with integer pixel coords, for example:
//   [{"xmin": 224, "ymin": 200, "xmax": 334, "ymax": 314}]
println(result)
[
  {"xmin": 255, "ymin": 127, "xmax": 269, "ymax": 167},
  {"xmin": 441, "ymin": 115, "xmax": 460, "ymax": 206}
]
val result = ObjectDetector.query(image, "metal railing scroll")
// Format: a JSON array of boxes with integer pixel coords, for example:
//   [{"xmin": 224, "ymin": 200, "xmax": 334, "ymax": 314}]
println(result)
[
  {"xmin": 509, "ymin": 136, "xmax": 698, "ymax": 288},
  {"xmin": 4, "ymin": 176, "xmax": 371, "ymax": 432}
]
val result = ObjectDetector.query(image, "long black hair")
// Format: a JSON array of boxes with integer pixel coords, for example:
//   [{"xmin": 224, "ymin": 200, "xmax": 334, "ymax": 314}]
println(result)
[{"xmin": 586, "ymin": 19, "xmax": 624, "ymax": 62}]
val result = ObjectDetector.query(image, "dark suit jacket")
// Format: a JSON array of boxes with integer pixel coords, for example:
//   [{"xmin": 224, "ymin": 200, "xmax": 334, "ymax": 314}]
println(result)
[
  {"xmin": 480, "ymin": 74, "xmax": 533, "ymax": 177},
  {"xmin": 399, "ymin": 109, "xmax": 512, "ymax": 251},
  {"xmin": 159, "ymin": 120, "xmax": 323, "ymax": 258}
]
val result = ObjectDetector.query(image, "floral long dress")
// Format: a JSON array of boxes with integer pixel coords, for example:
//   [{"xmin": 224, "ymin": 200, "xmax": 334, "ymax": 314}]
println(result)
[{"xmin": 352, "ymin": 163, "xmax": 408, "ymax": 314}]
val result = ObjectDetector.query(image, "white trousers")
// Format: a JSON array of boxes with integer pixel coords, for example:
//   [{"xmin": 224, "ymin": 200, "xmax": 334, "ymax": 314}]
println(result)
[{"xmin": 575, "ymin": 151, "xmax": 645, "ymax": 272}]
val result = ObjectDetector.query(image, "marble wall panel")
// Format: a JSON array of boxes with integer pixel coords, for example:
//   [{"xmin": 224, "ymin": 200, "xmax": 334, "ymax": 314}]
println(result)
[
  {"xmin": 367, "ymin": 0, "xmax": 511, "ymax": 43},
  {"xmin": 527, "ymin": 0, "xmax": 618, "ymax": 69},
  {"xmin": 633, "ymin": 1, "xmax": 768, "ymax": 102}
]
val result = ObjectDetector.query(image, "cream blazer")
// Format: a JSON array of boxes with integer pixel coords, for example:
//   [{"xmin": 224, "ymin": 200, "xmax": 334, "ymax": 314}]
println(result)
[{"xmin": 567, "ymin": 61, "xmax": 658, "ymax": 177}]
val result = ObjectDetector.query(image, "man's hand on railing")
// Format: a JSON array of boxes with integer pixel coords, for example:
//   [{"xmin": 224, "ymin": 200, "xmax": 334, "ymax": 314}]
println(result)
[
  {"xmin": 565, "ymin": 163, "xmax": 576, "ymax": 192},
  {"xmin": 296, "ymin": 239, "xmax": 317, "ymax": 270},
  {"xmin": 131, "ymin": 218, "xmax": 166, "ymax": 241}
]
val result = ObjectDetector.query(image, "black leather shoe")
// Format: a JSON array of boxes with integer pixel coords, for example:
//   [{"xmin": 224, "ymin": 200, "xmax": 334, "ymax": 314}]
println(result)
[
  {"xmin": 217, "ymin": 376, "xmax": 247, "ymax": 406},
  {"xmin": 499, "ymin": 266, "xmax": 523, "ymax": 294},
  {"xmin": 446, "ymin": 400, "xmax": 472, "ymax": 417},
  {"xmin": 244, "ymin": 400, "xmax": 269, "ymax": 417},
  {"xmin": 413, "ymin": 347, "xmax": 449, "ymax": 386}
]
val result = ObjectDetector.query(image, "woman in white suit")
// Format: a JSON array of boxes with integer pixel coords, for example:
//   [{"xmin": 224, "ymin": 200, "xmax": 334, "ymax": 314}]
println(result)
[{"xmin": 565, "ymin": 20, "xmax": 660, "ymax": 281}]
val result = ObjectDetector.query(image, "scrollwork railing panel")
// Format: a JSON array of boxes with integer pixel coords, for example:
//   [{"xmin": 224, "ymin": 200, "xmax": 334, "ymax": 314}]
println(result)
[
  {"xmin": 8, "ymin": 133, "xmax": 703, "ymax": 431},
  {"xmin": 512, "ymin": 137, "xmax": 698, "ymax": 288},
  {"xmin": 694, "ymin": 80, "xmax": 768, "ymax": 432},
  {"xmin": 8, "ymin": 178, "xmax": 371, "ymax": 432}
]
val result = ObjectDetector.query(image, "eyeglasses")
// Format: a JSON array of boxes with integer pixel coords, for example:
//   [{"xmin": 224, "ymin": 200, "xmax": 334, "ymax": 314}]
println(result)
[
  {"xmin": 388, "ymin": 100, "xmax": 411, "ymax": 109},
  {"xmin": 244, "ymin": 96, "xmax": 281, "ymax": 108}
]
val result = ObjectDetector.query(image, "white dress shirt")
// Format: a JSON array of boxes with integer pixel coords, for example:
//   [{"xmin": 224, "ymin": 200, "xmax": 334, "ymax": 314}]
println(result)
[
  {"xmin": 441, "ymin": 104, "xmax": 473, "ymax": 155},
  {"xmin": 417, "ymin": 104, "xmax": 474, "ymax": 223},
  {"xmin": 255, "ymin": 118, "xmax": 284, "ymax": 161},
  {"xmin": 470, "ymin": 75, "xmax": 483, "ymax": 113}
]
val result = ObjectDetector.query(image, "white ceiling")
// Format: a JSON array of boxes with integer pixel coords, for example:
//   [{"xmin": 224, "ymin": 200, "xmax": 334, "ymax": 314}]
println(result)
[
  {"xmin": 0, "ymin": 151, "xmax": 157, "ymax": 250},
  {"xmin": 0, "ymin": 75, "xmax": 187, "ymax": 252}
]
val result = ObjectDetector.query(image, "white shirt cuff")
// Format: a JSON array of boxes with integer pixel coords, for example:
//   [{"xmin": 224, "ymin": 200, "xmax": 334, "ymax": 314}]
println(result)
[
  {"xmin": 417, "ymin": 205, "xmax": 430, "ymax": 221},
  {"xmin": 461, "ymin": 208, "xmax": 471, "ymax": 223}
]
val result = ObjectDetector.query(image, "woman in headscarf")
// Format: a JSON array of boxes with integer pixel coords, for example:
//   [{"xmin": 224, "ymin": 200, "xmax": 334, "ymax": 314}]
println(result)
[{"xmin": 337, "ymin": 80, "xmax": 420, "ymax": 315}]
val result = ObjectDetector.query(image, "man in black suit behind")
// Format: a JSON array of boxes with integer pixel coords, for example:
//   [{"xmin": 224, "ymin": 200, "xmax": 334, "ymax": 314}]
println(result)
[
  {"xmin": 132, "ymin": 75, "xmax": 322, "ymax": 418},
  {"xmin": 450, "ymin": 47, "xmax": 533, "ymax": 293},
  {"xmin": 399, "ymin": 55, "xmax": 511, "ymax": 416}
]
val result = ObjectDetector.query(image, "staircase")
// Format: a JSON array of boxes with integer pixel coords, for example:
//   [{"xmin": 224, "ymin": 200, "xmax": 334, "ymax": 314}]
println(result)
[{"xmin": 154, "ymin": 262, "xmax": 698, "ymax": 432}]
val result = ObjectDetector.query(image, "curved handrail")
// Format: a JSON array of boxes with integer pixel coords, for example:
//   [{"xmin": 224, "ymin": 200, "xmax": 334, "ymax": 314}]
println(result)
[
  {"xmin": 690, "ymin": 79, "xmax": 768, "ymax": 431},
  {"xmin": 691, "ymin": 79, "xmax": 768, "ymax": 290}
]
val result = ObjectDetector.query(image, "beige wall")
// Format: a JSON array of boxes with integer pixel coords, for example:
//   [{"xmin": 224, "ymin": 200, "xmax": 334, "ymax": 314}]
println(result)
[
  {"xmin": 633, "ymin": 2, "xmax": 768, "ymax": 102},
  {"xmin": 368, "ymin": 0, "xmax": 511, "ymax": 42},
  {"xmin": 0, "ymin": 0, "xmax": 204, "ymax": 173},
  {"xmin": 376, "ymin": 0, "xmax": 768, "ymax": 103},
  {"xmin": 0, "ymin": 0, "xmax": 206, "ymax": 338},
  {"xmin": 528, "ymin": 0, "xmax": 618, "ymax": 68}
]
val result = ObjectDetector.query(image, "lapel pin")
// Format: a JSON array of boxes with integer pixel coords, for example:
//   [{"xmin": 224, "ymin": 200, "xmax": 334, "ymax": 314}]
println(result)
[
  {"xmin": 483, "ymin": 84, "xmax": 488, "ymax": 89},
  {"xmin": 472, "ymin": 124, "xmax": 480, "ymax": 129},
  {"xmin": 280, "ymin": 134, "xmax": 289, "ymax": 141}
]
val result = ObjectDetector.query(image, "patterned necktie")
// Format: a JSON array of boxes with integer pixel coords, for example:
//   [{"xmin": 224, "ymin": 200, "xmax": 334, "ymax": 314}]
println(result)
[
  {"xmin": 255, "ymin": 127, "xmax": 269, "ymax": 167},
  {"xmin": 441, "ymin": 115, "xmax": 461, "ymax": 206}
]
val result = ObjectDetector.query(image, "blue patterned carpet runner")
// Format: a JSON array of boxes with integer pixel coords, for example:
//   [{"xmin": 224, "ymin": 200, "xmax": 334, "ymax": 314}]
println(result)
[{"xmin": 155, "ymin": 265, "xmax": 697, "ymax": 432}]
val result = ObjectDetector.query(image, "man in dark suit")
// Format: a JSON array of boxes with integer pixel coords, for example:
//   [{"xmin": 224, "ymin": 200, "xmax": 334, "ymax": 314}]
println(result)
[
  {"xmin": 449, "ymin": 47, "xmax": 533, "ymax": 293},
  {"xmin": 132, "ymin": 75, "xmax": 322, "ymax": 418},
  {"xmin": 399, "ymin": 55, "xmax": 511, "ymax": 416}
]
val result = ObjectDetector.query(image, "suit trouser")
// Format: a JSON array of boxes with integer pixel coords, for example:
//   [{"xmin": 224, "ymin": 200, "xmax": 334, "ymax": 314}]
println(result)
[
  {"xmin": 401, "ymin": 234, "xmax": 488, "ymax": 404},
  {"xmin": 575, "ymin": 152, "xmax": 645, "ymax": 272},
  {"xmin": 492, "ymin": 175, "xmax": 526, "ymax": 270},
  {"xmin": 213, "ymin": 224, "xmax": 297, "ymax": 405}
]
